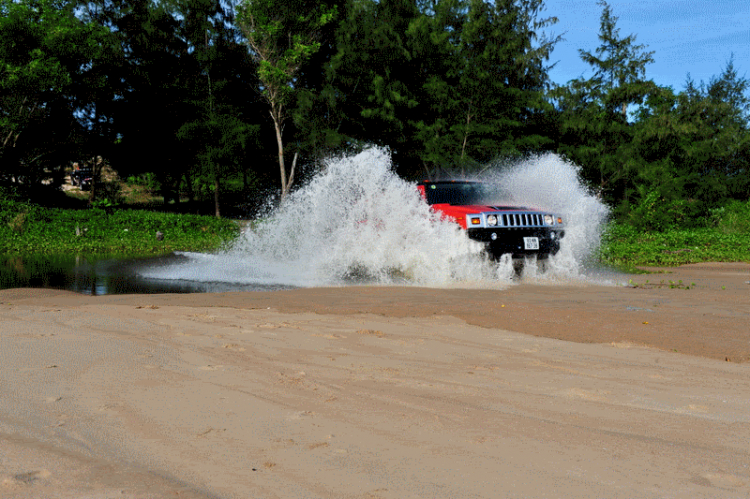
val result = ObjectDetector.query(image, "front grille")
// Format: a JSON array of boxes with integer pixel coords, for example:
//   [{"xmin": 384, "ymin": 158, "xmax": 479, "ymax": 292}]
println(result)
[{"xmin": 501, "ymin": 212, "xmax": 545, "ymax": 227}]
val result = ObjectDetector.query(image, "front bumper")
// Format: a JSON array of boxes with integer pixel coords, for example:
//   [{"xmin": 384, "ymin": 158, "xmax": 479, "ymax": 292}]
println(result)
[{"xmin": 467, "ymin": 227, "xmax": 564, "ymax": 260}]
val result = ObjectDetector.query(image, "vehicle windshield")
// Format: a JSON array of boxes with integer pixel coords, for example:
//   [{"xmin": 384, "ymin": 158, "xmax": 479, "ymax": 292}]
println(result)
[{"xmin": 424, "ymin": 182, "xmax": 502, "ymax": 205}]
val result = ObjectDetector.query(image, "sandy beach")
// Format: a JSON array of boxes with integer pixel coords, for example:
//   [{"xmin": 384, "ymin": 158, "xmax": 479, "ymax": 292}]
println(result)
[{"xmin": 1, "ymin": 262, "xmax": 749, "ymax": 498}]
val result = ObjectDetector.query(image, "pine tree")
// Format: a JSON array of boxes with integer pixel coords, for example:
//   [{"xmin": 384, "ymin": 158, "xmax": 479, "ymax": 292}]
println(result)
[{"xmin": 554, "ymin": 0, "xmax": 655, "ymax": 205}]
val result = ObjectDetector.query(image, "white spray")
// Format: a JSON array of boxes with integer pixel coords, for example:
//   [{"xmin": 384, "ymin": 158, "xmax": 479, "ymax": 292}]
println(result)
[
  {"xmin": 480, "ymin": 153, "xmax": 610, "ymax": 281},
  {"xmin": 139, "ymin": 147, "xmax": 609, "ymax": 288}
]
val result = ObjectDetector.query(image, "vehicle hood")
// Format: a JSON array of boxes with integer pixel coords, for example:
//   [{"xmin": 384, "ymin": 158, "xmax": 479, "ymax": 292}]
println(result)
[{"xmin": 431, "ymin": 203, "xmax": 536, "ymax": 214}]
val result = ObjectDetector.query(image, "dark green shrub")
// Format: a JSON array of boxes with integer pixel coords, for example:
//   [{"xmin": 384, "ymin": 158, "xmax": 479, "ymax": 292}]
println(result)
[
  {"xmin": 627, "ymin": 189, "xmax": 703, "ymax": 232},
  {"xmin": 713, "ymin": 200, "xmax": 750, "ymax": 234}
]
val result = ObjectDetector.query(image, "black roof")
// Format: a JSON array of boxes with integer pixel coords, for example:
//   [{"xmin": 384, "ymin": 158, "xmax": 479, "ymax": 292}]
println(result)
[{"xmin": 417, "ymin": 179, "xmax": 480, "ymax": 186}]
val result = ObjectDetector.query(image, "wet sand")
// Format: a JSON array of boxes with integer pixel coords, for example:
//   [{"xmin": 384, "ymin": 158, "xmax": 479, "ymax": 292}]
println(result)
[{"xmin": 1, "ymin": 262, "xmax": 749, "ymax": 498}]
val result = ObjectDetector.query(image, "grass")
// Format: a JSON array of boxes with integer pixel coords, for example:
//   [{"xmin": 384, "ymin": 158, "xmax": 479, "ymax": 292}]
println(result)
[
  {"xmin": 600, "ymin": 218, "xmax": 750, "ymax": 269},
  {"xmin": 1, "ymin": 198, "xmax": 240, "ymax": 256},
  {"xmin": 600, "ymin": 199, "xmax": 750, "ymax": 269},
  {"xmin": 627, "ymin": 278, "xmax": 696, "ymax": 289}
]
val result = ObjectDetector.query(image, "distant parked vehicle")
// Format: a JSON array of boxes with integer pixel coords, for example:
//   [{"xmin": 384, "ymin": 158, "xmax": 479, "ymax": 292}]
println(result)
[{"xmin": 70, "ymin": 166, "xmax": 94, "ymax": 191}]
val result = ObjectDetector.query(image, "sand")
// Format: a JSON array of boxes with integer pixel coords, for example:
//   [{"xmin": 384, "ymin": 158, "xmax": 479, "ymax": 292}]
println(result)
[{"xmin": 1, "ymin": 262, "xmax": 748, "ymax": 498}]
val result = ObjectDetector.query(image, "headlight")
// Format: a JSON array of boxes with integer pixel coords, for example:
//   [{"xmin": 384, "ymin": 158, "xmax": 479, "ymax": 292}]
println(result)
[
  {"xmin": 487, "ymin": 215, "xmax": 498, "ymax": 226},
  {"xmin": 544, "ymin": 214, "xmax": 553, "ymax": 226}
]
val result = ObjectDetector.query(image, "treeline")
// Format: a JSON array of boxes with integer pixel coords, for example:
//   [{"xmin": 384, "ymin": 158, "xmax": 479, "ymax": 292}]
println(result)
[{"xmin": 1, "ymin": 0, "xmax": 748, "ymax": 227}]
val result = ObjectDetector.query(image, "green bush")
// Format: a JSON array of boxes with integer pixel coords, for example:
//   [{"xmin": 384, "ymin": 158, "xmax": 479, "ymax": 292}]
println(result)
[
  {"xmin": 714, "ymin": 200, "xmax": 750, "ymax": 234},
  {"xmin": 126, "ymin": 172, "xmax": 161, "ymax": 191},
  {"xmin": 627, "ymin": 189, "xmax": 703, "ymax": 232},
  {"xmin": 0, "ymin": 199, "xmax": 240, "ymax": 255},
  {"xmin": 600, "ymin": 213, "xmax": 750, "ymax": 268}
]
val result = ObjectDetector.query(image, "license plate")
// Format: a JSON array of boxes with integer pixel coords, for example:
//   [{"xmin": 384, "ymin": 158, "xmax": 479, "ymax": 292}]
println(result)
[{"xmin": 523, "ymin": 237, "xmax": 539, "ymax": 250}]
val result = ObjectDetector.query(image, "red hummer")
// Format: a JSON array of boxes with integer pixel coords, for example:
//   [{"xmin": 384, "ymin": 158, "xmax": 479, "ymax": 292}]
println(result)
[{"xmin": 418, "ymin": 180, "xmax": 565, "ymax": 260}]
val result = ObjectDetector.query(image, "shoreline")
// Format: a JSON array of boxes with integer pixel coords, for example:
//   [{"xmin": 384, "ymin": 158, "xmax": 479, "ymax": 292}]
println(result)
[{"xmin": 7, "ymin": 262, "xmax": 747, "ymax": 362}]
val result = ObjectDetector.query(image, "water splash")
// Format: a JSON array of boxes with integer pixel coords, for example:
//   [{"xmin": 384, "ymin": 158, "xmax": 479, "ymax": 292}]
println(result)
[
  {"xmin": 139, "ymin": 147, "xmax": 610, "ymax": 288},
  {"xmin": 479, "ymin": 153, "xmax": 610, "ymax": 282}
]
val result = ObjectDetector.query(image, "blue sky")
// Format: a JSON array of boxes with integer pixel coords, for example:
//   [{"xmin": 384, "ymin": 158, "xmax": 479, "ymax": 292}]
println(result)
[{"xmin": 541, "ymin": 0, "xmax": 750, "ymax": 91}]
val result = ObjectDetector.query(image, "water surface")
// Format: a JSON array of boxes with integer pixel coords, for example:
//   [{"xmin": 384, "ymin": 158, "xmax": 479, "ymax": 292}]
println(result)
[{"xmin": 0, "ymin": 254, "xmax": 293, "ymax": 295}]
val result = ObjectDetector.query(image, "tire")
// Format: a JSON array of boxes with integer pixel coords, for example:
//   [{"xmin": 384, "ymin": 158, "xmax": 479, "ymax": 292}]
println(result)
[{"xmin": 512, "ymin": 260, "xmax": 525, "ymax": 278}]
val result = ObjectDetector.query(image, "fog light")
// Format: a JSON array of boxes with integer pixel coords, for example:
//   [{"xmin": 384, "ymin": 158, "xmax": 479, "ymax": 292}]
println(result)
[{"xmin": 490, "ymin": 232, "xmax": 498, "ymax": 241}]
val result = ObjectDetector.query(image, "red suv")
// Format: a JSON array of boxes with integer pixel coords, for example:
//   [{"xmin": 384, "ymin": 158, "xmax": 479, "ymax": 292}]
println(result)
[{"xmin": 418, "ymin": 180, "xmax": 564, "ymax": 260}]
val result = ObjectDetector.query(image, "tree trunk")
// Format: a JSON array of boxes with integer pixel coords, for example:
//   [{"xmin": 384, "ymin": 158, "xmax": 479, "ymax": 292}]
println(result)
[
  {"xmin": 422, "ymin": 162, "xmax": 433, "ymax": 181},
  {"xmin": 184, "ymin": 172, "xmax": 194, "ymax": 203},
  {"xmin": 461, "ymin": 104, "xmax": 472, "ymax": 176},
  {"xmin": 90, "ymin": 157, "xmax": 98, "ymax": 204},
  {"xmin": 289, "ymin": 151, "xmax": 298, "ymax": 193},
  {"xmin": 214, "ymin": 176, "xmax": 221, "ymax": 218},
  {"xmin": 272, "ymin": 111, "xmax": 289, "ymax": 201}
]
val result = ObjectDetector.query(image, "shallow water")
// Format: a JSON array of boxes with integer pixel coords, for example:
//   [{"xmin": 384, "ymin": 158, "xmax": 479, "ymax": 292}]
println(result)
[
  {"xmin": 0, "ymin": 254, "xmax": 294, "ymax": 295},
  {"xmin": 0, "ymin": 252, "xmax": 627, "ymax": 295}
]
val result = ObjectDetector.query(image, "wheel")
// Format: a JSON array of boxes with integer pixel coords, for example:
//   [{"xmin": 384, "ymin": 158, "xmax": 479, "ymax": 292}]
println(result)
[{"xmin": 536, "ymin": 258, "xmax": 551, "ymax": 275}]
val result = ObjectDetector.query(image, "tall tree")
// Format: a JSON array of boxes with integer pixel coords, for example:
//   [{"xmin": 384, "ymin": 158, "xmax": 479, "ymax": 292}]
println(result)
[
  {"xmin": 237, "ymin": 0, "xmax": 337, "ymax": 201},
  {"xmin": 623, "ymin": 62, "xmax": 750, "ymax": 230},
  {"xmin": 170, "ymin": 0, "xmax": 262, "ymax": 215},
  {"xmin": 0, "ymin": 0, "xmax": 110, "ymax": 192},
  {"xmin": 578, "ymin": 0, "xmax": 654, "ymax": 118},
  {"xmin": 412, "ymin": 0, "xmax": 560, "ymax": 175},
  {"xmin": 698, "ymin": 60, "xmax": 750, "ymax": 200},
  {"xmin": 317, "ymin": 0, "xmax": 559, "ymax": 179},
  {"xmin": 82, "ymin": 0, "xmax": 194, "ymax": 199},
  {"xmin": 178, "ymin": 110, "xmax": 257, "ymax": 218},
  {"xmin": 303, "ymin": 0, "xmax": 424, "ymax": 175},
  {"xmin": 553, "ymin": 0, "xmax": 655, "ymax": 205}
]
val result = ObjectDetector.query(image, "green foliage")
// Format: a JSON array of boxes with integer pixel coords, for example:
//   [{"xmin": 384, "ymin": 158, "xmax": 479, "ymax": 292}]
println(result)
[
  {"xmin": 0, "ymin": 0, "xmax": 112, "ymax": 191},
  {"xmin": 126, "ymin": 173, "xmax": 161, "ymax": 192},
  {"xmin": 409, "ymin": 0, "xmax": 559, "ymax": 174},
  {"xmin": 0, "ymin": 198, "xmax": 239, "ymax": 255},
  {"xmin": 177, "ymin": 105, "xmax": 260, "ymax": 215},
  {"xmin": 553, "ymin": 0, "xmax": 655, "ymax": 204},
  {"xmin": 2, "ymin": 0, "xmax": 748, "ymax": 228},
  {"xmin": 238, "ymin": 0, "xmax": 335, "ymax": 104},
  {"xmin": 626, "ymin": 188, "xmax": 698, "ymax": 232},
  {"xmin": 237, "ymin": 0, "xmax": 337, "ymax": 198},
  {"xmin": 600, "ymin": 211, "xmax": 750, "ymax": 268},
  {"xmin": 577, "ymin": 0, "xmax": 655, "ymax": 117},
  {"xmin": 319, "ymin": 0, "xmax": 419, "ymax": 163},
  {"xmin": 633, "ymin": 65, "xmax": 749, "ymax": 209},
  {"xmin": 711, "ymin": 200, "xmax": 750, "ymax": 234},
  {"xmin": 315, "ymin": 0, "xmax": 559, "ymax": 178},
  {"xmin": 177, "ymin": 113, "xmax": 258, "ymax": 180},
  {"xmin": 89, "ymin": 197, "xmax": 119, "ymax": 215},
  {"xmin": 554, "ymin": 0, "xmax": 749, "ymax": 226}
]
